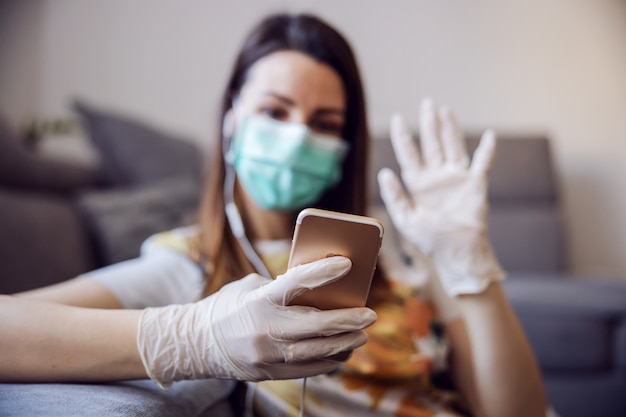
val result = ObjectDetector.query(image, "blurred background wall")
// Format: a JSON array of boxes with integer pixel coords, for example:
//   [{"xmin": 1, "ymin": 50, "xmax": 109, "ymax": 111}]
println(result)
[{"xmin": 1, "ymin": 0, "xmax": 626, "ymax": 280}]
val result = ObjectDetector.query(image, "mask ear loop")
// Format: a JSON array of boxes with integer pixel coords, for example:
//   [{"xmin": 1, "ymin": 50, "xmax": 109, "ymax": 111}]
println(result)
[{"xmin": 222, "ymin": 109, "xmax": 272, "ymax": 280}]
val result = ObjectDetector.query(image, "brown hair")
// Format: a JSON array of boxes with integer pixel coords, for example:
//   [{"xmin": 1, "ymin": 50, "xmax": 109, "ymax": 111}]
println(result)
[{"xmin": 194, "ymin": 13, "xmax": 389, "ymax": 306}]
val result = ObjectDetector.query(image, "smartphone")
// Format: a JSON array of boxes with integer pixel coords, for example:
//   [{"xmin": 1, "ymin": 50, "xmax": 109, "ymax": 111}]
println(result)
[{"xmin": 287, "ymin": 208, "xmax": 384, "ymax": 310}]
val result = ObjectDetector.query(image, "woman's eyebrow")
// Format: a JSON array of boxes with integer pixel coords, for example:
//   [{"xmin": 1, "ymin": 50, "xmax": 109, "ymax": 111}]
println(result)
[
  {"xmin": 261, "ymin": 91, "xmax": 295, "ymax": 106},
  {"xmin": 261, "ymin": 91, "xmax": 345, "ymax": 116},
  {"xmin": 315, "ymin": 108, "xmax": 346, "ymax": 117}
]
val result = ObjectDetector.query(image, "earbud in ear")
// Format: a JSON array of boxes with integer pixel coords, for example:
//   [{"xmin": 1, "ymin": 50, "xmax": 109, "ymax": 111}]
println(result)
[
  {"xmin": 222, "ymin": 109, "xmax": 235, "ymax": 139},
  {"xmin": 222, "ymin": 109, "xmax": 236, "ymax": 164}
]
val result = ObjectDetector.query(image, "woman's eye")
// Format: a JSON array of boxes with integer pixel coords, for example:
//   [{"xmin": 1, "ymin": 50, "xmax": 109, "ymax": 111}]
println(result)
[
  {"xmin": 312, "ymin": 120, "xmax": 344, "ymax": 136},
  {"xmin": 259, "ymin": 107, "xmax": 287, "ymax": 120}
]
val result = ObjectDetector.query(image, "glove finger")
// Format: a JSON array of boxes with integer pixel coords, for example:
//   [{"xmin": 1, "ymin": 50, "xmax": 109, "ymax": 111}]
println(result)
[
  {"xmin": 419, "ymin": 97, "xmax": 444, "ymax": 168},
  {"xmin": 270, "ymin": 306, "xmax": 377, "ymax": 340},
  {"xmin": 438, "ymin": 106, "xmax": 468, "ymax": 167},
  {"xmin": 389, "ymin": 113, "xmax": 422, "ymax": 173},
  {"xmin": 378, "ymin": 168, "xmax": 413, "ymax": 229},
  {"xmin": 282, "ymin": 330, "xmax": 368, "ymax": 363},
  {"xmin": 263, "ymin": 256, "xmax": 352, "ymax": 306},
  {"xmin": 470, "ymin": 129, "xmax": 497, "ymax": 177}
]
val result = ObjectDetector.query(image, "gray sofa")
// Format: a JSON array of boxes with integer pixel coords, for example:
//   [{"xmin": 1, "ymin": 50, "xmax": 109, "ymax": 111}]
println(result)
[{"xmin": 1, "ymin": 102, "xmax": 625, "ymax": 417}]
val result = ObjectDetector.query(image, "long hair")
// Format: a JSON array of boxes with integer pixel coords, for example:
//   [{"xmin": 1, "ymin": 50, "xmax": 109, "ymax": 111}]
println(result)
[{"xmin": 194, "ymin": 13, "xmax": 389, "ymax": 305}]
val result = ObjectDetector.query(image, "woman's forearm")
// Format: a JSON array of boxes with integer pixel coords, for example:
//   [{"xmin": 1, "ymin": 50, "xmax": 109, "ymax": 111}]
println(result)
[
  {"xmin": 454, "ymin": 283, "xmax": 547, "ymax": 417},
  {"xmin": 450, "ymin": 283, "xmax": 546, "ymax": 417},
  {"xmin": 0, "ymin": 295, "xmax": 146, "ymax": 382}
]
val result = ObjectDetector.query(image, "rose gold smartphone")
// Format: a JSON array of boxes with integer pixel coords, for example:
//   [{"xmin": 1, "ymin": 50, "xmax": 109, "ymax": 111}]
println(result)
[{"xmin": 288, "ymin": 208, "xmax": 384, "ymax": 310}]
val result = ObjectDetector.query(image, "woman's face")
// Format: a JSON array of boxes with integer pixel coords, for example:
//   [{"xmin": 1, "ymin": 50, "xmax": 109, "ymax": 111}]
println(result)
[{"xmin": 233, "ymin": 50, "xmax": 347, "ymax": 138}]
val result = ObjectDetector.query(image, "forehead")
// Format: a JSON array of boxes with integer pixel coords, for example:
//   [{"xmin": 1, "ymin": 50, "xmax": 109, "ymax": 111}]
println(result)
[{"xmin": 239, "ymin": 50, "xmax": 346, "ymax": 110}]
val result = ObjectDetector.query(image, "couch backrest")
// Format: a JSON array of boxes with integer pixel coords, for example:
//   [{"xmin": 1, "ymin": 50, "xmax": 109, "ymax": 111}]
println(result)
[{"xmin": 368, "ymin": 133, "xmax": 565, "ymax": 273}]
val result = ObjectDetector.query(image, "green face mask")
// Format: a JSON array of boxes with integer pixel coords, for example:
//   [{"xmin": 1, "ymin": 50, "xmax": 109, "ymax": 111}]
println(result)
[{"xmin": 229, "ymin": 116, "xmax": 349, "ymax": 211}]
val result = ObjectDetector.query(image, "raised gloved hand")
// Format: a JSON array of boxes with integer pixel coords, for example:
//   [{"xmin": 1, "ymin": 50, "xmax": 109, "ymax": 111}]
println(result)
[
  {"xmin": 137, "ymin": 256, "xmax": 376, "ymax": 388},
  {"xmin": 377, "ymin": 98, "xmax": 505, "ymax": 297}
]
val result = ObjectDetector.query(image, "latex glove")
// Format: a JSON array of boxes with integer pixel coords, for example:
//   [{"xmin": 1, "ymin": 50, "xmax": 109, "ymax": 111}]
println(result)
[
  {"xmin": 377, "ymin": 98, "xmax": 505, "ymax": 297},
  {"xmin": 137, "ymin": 256, "xmax": 376, "ymax": 388}
]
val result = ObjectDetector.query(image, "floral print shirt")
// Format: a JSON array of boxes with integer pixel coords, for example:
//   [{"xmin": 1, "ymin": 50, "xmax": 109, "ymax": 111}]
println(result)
[{"xmin": 249, "ymin": 248, "xmax": 470, "ymax": 417}]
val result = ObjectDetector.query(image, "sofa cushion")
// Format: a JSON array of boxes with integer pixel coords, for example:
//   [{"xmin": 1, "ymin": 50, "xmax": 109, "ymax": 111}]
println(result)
[
  {"xmin": 77, "ymin": 175, "xmax": 201, "ymax": 267},
  {"xmin": 369, "ymin": 134, "xmax": 565, "ymax": 272},
  {"xmin": 73, "ymin": 100, "xmax": 203, "ymax": 187},
  {"xmin": 489, "ymin": 203, "xmax": 564, "ymax": 272},
  {"xmin": 369, "ymin": 133, "xmax": 557, "ymax": 206},
  {"xmin": 0, "ymin": 116, "xmax": 98, "ymax": 191},
  {"xmin": 504, "ymin": 275, "xmax": 626, "ymax": 372},
  {"xmin": 465, "ymin": 134, "xmax": 557, "ymax": 203}
]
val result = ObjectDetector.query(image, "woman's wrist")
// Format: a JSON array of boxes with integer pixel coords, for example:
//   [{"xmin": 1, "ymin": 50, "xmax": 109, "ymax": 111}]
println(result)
[{"xmin": 429, "ymin": 233, "xmax": 505, "ymax": 297}]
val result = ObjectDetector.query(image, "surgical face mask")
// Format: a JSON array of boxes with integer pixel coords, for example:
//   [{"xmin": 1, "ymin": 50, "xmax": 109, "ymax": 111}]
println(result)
[{"xmin": 227, "ymin": 115, "xmax": 349, "ymax": 211}]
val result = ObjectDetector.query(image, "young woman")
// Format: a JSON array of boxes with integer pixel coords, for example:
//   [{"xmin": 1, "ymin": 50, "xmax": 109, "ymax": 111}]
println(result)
[{"xmin": 1, "ymin": 13, "xmax": 546, "ymax": 417}]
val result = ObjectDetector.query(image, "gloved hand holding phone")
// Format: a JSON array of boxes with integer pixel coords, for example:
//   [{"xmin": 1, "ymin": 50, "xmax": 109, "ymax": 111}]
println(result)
[
  {"xmin": 378, "ymin": 97, "xmax": 505, "ymax": 297},
  {"xmin": 137, "ymin": 256, "xmax": 376, "ymax": 388}
]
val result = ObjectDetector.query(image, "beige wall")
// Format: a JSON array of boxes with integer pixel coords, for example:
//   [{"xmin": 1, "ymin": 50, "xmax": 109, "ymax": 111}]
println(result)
[
  {"xmin": 0, "ymin": 1, "xmax": 43, "ymax": 124},
  {"xmin": 2, "ymin": 0, "xmax": 626, "ymax": 279}
]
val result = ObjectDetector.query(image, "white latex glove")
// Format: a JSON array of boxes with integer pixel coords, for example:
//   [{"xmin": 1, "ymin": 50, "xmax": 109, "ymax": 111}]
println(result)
[
  {"xmin": 377, "ymin": 98, "xmax": 505, "ymax": 297},
  {"xmin": 137, "ymin": 256, "xmax": 376, "ymax": 388}
]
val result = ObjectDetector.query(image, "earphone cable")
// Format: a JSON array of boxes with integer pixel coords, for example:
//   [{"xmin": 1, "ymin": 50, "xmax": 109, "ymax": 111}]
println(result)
[{"xmin": 299, "ymin": 377, "xmax": 308, "ymax": 417}]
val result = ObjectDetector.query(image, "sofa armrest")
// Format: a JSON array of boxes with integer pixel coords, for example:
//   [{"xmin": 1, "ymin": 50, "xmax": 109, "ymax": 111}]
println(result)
[
  {"xmin": 503, "ymin": 274, "xmax": 626, "ymax": 372},
  {"xmin": 0, "ymin": 379, "xmax": 236, "ymax": 417}
]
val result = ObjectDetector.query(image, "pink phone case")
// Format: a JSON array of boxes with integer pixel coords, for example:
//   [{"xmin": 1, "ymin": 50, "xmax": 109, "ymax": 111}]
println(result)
[{"xmin": 288, "ymin": 208, "xmax": 384, "ymax": 310}]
